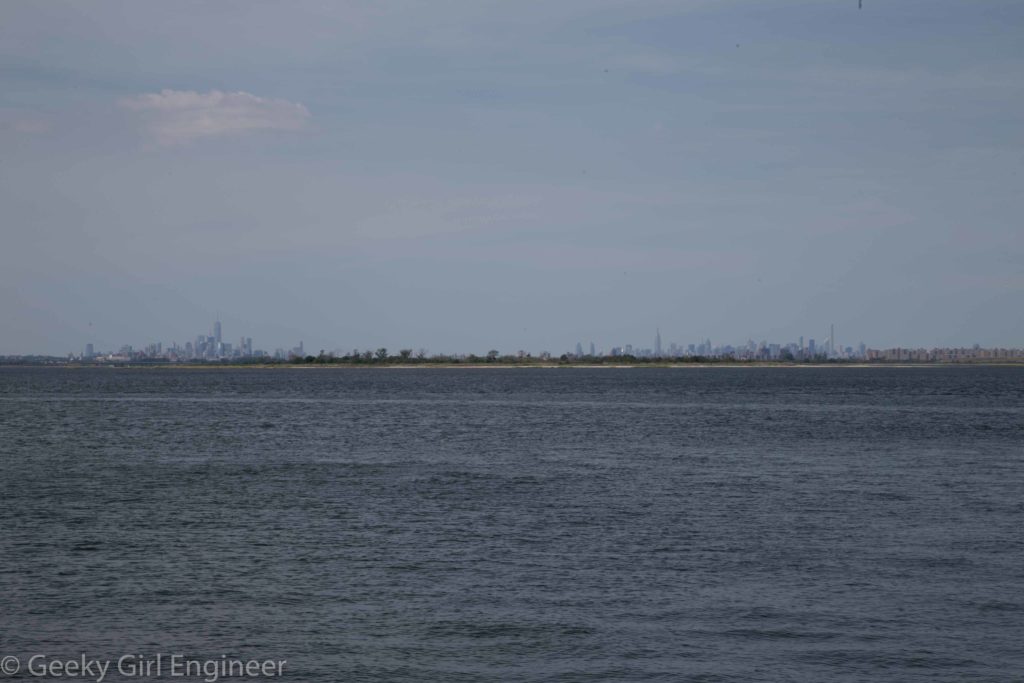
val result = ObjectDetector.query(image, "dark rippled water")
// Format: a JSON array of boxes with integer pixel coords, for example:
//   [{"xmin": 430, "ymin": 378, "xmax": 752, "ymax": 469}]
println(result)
[{"xmin": 2, "ymin": 366, "xmax": 1023, "ymax": 682}]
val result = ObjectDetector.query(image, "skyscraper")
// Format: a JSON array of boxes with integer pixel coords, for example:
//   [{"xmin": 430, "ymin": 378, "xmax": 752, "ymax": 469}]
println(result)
[{"xmin": 214, "ymin": 319, "xmax": 222, "ymax": 345}]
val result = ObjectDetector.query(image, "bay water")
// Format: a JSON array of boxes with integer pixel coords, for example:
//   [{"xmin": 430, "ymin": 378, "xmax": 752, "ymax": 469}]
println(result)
[{"xmin": 2, "ymin": 366, "xmax": 1022, "ymax": 681}]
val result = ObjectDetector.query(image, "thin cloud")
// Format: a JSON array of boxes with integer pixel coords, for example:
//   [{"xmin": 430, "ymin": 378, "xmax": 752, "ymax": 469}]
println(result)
[{"xmin": 120, "ymin": 89, "xmax": 310, "ymax": 144}]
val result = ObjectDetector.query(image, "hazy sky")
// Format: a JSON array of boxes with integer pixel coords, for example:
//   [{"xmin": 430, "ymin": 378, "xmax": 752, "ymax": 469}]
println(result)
[{"xmin": 2, "ymin": 0, "xmax": 1022, "ymax": 355}]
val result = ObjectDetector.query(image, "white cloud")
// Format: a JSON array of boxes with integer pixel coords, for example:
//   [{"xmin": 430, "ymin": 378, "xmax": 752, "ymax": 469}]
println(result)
[{"xmin": 120, "ymin": 89, "xmax": 310, "ymax": 144}]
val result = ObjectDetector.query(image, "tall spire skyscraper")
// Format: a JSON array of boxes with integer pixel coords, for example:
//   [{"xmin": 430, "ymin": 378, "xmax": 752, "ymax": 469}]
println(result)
[{"xmin": 214, "ymin": 319, "xmax": 222, "ymax": 345}]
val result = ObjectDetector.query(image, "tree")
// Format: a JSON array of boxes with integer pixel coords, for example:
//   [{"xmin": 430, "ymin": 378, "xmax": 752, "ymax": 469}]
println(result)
[
  {"xmin": 375, "ymin": 347, "xmax": 388, "ymax": 361},
  {"xmin": 486, "ymin": 349, "xmax": 499, "ymax": 362},
  {"xmin": 399, "ymin": 349, "xmax": 412, "ymax": 360}
]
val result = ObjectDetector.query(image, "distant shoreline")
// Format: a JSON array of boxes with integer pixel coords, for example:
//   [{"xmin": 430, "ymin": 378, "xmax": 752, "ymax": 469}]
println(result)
[{"xmin": 4, "ymin": 362, "xmax": 1023, "ymax": 370}]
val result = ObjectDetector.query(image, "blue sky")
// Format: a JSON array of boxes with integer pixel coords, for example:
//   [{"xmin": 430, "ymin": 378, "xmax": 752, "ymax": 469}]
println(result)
[{"xmin": 2, "ymin": 0, "xmax": 1022, "ymax": 355}]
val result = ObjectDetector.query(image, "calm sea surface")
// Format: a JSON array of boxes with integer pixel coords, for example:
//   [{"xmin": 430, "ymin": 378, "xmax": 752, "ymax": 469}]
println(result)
[{"xmin": 1, "ymin": 366, "xmax": 1023, "ymax": 682}]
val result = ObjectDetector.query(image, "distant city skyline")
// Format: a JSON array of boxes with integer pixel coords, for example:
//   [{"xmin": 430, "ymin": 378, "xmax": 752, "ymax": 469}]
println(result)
[
  {"xmin": 81, "ymin": 317, "xmax": 863, "ymax": 360},
  {"xmin": 7, "ymin": 317, "xmax": 1015, "ymax": 364},
  {"xmin": 3, "ymin": 309, "xmax": 1022, "ymax": 360}
]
